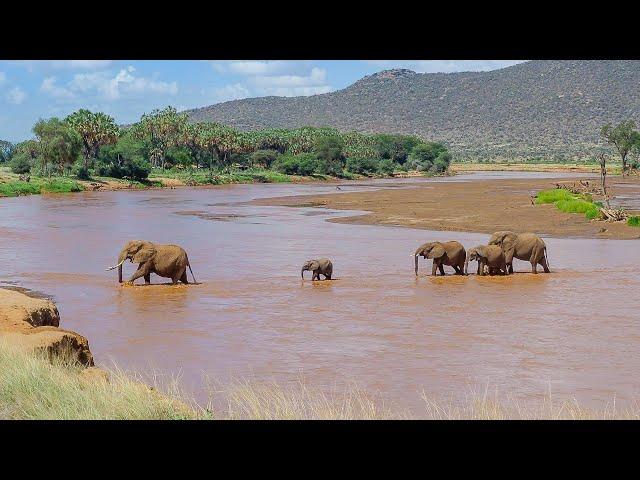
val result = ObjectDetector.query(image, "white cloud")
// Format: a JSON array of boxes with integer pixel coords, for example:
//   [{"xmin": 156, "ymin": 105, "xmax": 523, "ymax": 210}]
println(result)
[
  {"xmin": 210, "ymin": 64, "xmax": 333, "ymax": 99},
  {"xmin": 51, "ymin": 60, "xmax": 113, "ymax": 70},
  {"xmin": 6, "ymin": 86, "xmax": 27, "ymax": 105},
  {"xmin": 40, "ymin": 77, "xmax": 75, "ymax": 99},
  {"xmin": 249, "ymin": 67, "xmax": 333, "ymax": 96},
  {"xmin": 55, "ymin": 66, "xmax": 178, "ymax": 101},
  {"xmin": 209, "ymin": 83, "xmax": 251, "ymax": 102},
  {"xmin": 366, "ymin": 60, "xmax": 526, "ymax": 73},
  {"xmin": 212, "ymin": 60, "xmax": 308, "ymax": 76}
]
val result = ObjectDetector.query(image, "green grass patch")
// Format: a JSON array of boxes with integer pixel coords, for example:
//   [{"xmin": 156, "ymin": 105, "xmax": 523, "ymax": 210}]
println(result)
[
  {"xmin": 627, "ymin": 216, "xmax": 640, "ymax": 227},
  {"xmin": 535, "ymin": 188, "xmax": 600, "ymax": 220},
  {"xmin": 0, "ymin": 177, "xmax": 84, "ymax": 197}
]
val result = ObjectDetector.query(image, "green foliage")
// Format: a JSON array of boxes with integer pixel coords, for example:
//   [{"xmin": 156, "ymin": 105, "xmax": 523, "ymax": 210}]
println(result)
[
  {"xmin": 33, "ymin": 117, "xmax": 83, "ymax": 176},
  {"xmin": 601, "ymin": 120, "xmax": 637, "ymax": 172},
  {"xmin": 65, "ymin": 109, "xmax": 118, "ymax": 168},
  {"xmin": 345, "ymin": 157, "xmax": 378, "ymax": 175},
  {"xmin": 97, "ymin": 134, "xmax": 151, "ymax": 181},
  {"xmin": 373, "ymin": 134, "xmax": 422, "ymax": 164},
  {"xmin": 0, "ymin": 140, "xmax": 14, "ymax": 163},
  {"xmin": 0, "ymin": 178, "xmax": 83, "ymax": 197},
  {"xmin": 407, "ymin": 142, "xmax": 449, "ymax": 172},
  {"xmin": 627, "ymin": 216, "xmax": 640, "ymax": 227},
  {"xmin": 536, "ymin": 189, "xmax": 600, "ymax": 220},
  {"xmin": 72, "ymin": 161, "xmax": 91, "ymax": 180},
  {"xmin": 377, "ymin": 158, "xmax": 396, "ymax": 175},
  {"xmin": 250, "ymin": 149, "xmax": 280, "ymax": 169},
  {"xmin": 9, "ymin": 154, "xmax": 32, "ymax": 174},
  {"xmin": 274, "ymin": 153, "xmax": 319, "ymax": 176},
  {"xmin": 313, "ymin": 136, "xmax": 345, "ymax": 176}
]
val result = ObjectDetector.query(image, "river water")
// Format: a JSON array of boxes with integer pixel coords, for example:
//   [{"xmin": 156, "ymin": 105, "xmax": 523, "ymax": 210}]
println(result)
[{"xmin": 1, "ymin": 172, "xmax": 639, "ymax": 415}]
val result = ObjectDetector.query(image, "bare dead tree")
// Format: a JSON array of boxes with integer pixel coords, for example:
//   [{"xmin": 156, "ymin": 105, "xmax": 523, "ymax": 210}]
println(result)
[{"xmin": 598, "ymin": 152, "xmax": 608, "ymax": 198}]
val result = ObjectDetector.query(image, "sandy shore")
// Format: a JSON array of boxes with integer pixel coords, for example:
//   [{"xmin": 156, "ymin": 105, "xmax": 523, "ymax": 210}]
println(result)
[{"xmin": 256, "ymin": 175, "xmax": 640, "ymax": 239}]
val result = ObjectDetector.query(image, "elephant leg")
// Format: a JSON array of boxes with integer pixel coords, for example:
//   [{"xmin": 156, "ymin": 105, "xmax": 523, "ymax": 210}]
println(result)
[
  {"xmin": 129, "ymin": 264, "xmax": 150, "ymax": 284},
  {"xmin": 431, "ymin": 262, "xmax": 438, "ymax": 276},
  {"xmin": 539, "ymin": 259, "xmax": 550, "ymax": 273},
  {"xmin": 324, "ymin": 273, "xmax": 332, "ymax": 280},
  {"xmin": 180, "ymin": 271, "xmax": 189, "ymax": 284},
  {"xmin": 438, "ymin": 264, "xmax": 445, "ymax": 276},
  {"xmin": 531, "ymin": 261, "xmax": 537, "ymax": 274},
  {"xmin": 144, "ymin": 273, "xmax": 151, "ymax": 285}
]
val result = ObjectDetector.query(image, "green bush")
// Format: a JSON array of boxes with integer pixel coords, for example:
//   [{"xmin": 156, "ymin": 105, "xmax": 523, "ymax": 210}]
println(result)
[
  {"xmin": 536, "ymin": 189, "xmax": 601, "ymax": 220},
  {"xmin": 250, "ymin": 150, "xmax": 280, "ymax": 169},
  {"xmin": 314, "ymin": 136, "xmax": 345, "ymax": 176},
  {"xmin": 72, "ymin": 161, "xmax": 91, "ymax": 180},
  {"xmin": 9, "ymin": 154, "xmax": 32, "ymax": 174},
  {"xmin": 96, "ymin": 157, "xmax": 151, "ymax": 181},
  {"xmin": 377, "ymin": 158, "xmax": 395, "ymax": 175},
  {"xmin": 407, "ymin": 142, "xmax": 448, "ymax": 171},
  {"xmin": 274, "ymin": 153, "xmax": 319, "ymax": 176},
  {"xmin": 345, "ymin": 157, "xmax": 378, "ymax": 175},
  {"xmin": 628, "ymin": 216, "xmax": 640, "ymax": 227}
]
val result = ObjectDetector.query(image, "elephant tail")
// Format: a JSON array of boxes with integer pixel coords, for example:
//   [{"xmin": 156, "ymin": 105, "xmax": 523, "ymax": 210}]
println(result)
[
  {"xmin": 186, "ymin": 255, "xmax": 197, "ymax": 283},
  {"xmin": 544, "ymin": 247, "xmax": 550, "ymax": 271}
]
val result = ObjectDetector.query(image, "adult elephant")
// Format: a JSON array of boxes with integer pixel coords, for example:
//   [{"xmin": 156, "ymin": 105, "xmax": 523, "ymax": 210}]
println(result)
[
  {"xmin": 107, "ymin": 240, "xmax": 197, "ymax": 285},
  {"xmin": 414, "ymin": 241, "xmax": 466, "ymax": 276},
  {"xmin": 488, "ymin": 231, "xmax": 550, "ymax": 274}
]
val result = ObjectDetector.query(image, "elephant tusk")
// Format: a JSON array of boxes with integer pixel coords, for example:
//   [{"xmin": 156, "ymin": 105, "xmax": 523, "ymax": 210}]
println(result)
[{"xmin": 106, "ymin": 259, "xmax": 126, "ymax": 271}]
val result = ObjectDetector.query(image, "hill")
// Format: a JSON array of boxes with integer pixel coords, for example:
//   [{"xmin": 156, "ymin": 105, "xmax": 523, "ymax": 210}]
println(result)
[{"xmin": 187, "ymin": 61, "xmax": 640, "ymax": 161}]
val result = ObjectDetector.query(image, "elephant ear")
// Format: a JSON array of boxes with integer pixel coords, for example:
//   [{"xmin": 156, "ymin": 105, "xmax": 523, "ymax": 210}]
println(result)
[
  {"xmin": 426, "ymin": 244, "xmax": 446, "ymax": 259},
  {"xmin": 132, "ymin": 242, "xmax": 156, "ymax": 264},
  {"xmin": 308, "ymin": 261, "xmax": 320, "ymax": 271}
]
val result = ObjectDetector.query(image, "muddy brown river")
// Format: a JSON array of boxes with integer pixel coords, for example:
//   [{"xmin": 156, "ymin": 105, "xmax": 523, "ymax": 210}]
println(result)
[{"xmin": 1, "ymin": 172, "xmax": 639, "ymax": 415}]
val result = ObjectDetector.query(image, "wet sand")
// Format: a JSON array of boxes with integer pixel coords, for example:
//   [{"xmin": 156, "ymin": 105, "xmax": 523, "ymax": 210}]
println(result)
[{"xmin": 256, "ymin": 175, "xmax": 640, "ymax": 239}]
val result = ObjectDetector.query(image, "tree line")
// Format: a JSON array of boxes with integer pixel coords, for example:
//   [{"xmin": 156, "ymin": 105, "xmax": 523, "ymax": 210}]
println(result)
[{"xmin": 1, "ymin": 107, "xmax": 452, "ymax": 182}]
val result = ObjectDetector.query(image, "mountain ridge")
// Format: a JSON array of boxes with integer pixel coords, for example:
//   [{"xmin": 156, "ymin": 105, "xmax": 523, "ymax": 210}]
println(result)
[{"xmin": 186, "ymin": 61, "xmax": 640, "ymax": 161}]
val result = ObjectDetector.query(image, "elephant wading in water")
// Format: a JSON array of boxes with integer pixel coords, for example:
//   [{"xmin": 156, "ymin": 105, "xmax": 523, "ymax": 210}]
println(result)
[
  {"xmin": 414, "ymin": 241, "xmax": 466, "ymax": 276},
  {"xmin": 107, "ymin": 240, "xmax": 197, "ymax": 285},
  {"xmin": 488, "ymin": 231, "xmax": 550, "ymax": 274},
  {"xmin": 301, "ymin": 258, "xmax": 333, "ymax": 281},
  {"xmin": 465, "ymin": 245, "xmax": 508, "ymax": 276}
]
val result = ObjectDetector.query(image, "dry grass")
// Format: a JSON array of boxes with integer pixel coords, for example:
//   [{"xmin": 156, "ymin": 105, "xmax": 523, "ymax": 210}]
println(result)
[
  {"xmin": 3, "ymin": 342, "xmax": 640, "ymax": 419},
  {"xmin": 0, "ymin": 341, "xmax": 201, "ymax": 420}
]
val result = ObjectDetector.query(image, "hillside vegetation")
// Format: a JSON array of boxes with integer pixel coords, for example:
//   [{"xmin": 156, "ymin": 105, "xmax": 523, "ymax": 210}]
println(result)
[{"xmin": 187, "ymin": 61, "xmax": 640, "ymax": 161}]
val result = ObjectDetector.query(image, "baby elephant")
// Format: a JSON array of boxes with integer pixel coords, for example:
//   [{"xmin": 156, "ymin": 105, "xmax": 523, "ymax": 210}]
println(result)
[
  {"xmin": 465, "ymin": 245, "xmax": 509, "ymax": 276},
  {"xmin": 301, "ymin": 258, "xmax": 333, "ymax": 281}
]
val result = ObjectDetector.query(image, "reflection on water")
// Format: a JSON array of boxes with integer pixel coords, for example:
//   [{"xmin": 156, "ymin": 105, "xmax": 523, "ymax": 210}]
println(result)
[{"xmin": 1, "ymin": 172, "xmax": 639, "ymax": 415}]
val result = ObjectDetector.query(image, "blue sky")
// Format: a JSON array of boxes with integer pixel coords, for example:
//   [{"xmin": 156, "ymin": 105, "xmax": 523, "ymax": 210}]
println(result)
[{"xmin": 0, "ymin": 60, "xmax": 525, "ymax": 142}]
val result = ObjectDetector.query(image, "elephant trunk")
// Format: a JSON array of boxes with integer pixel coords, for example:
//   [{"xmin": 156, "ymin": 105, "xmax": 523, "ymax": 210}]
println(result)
[
  {"xmin": 464, "ymin": 256, "xmax": 469, "ymax": 275},
  {"xmin": 118, "ymin": 263, "xmax": 123, "ymax": 283},
  {"xmin": 414, "ymin": 254, "xmax": 419, "ymax": 276},
  {"xmin": 301, "ymin": 267, "xmax": 306, "ymax": 279}
]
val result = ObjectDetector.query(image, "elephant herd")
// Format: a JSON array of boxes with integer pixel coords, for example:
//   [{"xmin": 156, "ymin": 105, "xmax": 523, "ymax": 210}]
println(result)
[
  {"xmin": 414, "ymin": 231, "xmax": 550, "ymax": 277},
  {"xmin": 107, "ymin": 231, "xmax": 549, "ymax": 286}
]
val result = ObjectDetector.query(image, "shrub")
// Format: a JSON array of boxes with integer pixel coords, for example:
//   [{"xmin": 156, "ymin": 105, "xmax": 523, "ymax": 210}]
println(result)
[
  {"xmin": 9, "ymin": 154, "xmax": 32, "ymax": 174},
  {"xmin": 431, "ymin": 151, "xmax": 452, "ymax": 173},
  {"xmin": 72, "ymin": 161, "xmax": 91, "ymax": 180},
  {"xmin": 250, "ymin": 150, "xmax": 280, "ymax": 169},
  {"xmin": 377, "ymin": 158, "xmax": 395, "ymax": 176},
  {"xmin": 407, "ymin": 142, "xmax": 448, "ymax": 171},
  {"xmin": 628, "ymin": 216, "xmax": 640, "ymax": 227},
  {"xmin": 345, "ymin": 157, "xmax": 378, "ymax": 175},
  {"xmin": 274, "ymin": 153, "xmax": 319, "ymax": 176},
  {"xmin": 314, "ymin": 136, "xmax": 345, "ymax": 176}
]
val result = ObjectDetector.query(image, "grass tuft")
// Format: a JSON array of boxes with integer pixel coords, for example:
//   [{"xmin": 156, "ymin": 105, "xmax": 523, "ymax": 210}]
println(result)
[
  {"xmin": 536, "ymin": 189, "xmax": 600, "ymax": 220},
  {"xmin": 627, "ymin": 216, "xmax": 640, "ymax": 227}
]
